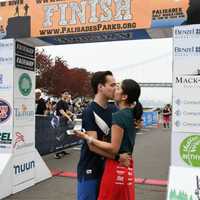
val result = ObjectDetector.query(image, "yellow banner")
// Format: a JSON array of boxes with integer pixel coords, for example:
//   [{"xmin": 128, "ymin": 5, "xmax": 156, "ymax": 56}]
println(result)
[{"xmin": 0, "ymin": 0, "xmax": 189, "ymax": 38}]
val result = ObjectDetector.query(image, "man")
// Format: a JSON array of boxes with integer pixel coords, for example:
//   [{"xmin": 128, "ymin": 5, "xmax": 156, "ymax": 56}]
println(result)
[
  {"xmin": 54, "ymin": 91, "xmax": 74, "ymax": 159},
  {"xmin": 77, "ymin": 71, "xmax": 129, "ymax": 200},
  {"xmin": 35, "ymin": 89, "xmax": 46, "ymax": 115}
]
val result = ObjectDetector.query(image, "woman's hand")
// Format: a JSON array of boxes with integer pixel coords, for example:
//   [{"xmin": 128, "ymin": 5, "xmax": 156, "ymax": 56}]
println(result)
[
  {"xmin": 74, "ymin": 130, "xmax": 88, "ymax": 140},
  {"xmin": 118, "ymin": 153, "xmax": 131, "ymax": 167}
]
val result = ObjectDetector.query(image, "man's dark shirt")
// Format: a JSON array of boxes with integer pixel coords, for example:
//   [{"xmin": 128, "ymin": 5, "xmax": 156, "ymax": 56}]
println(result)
[
  {"xmin": 56, "ymin": 99, "xmax": 69, "ymax": 116},
  {"xmin": 77, "ymin": 101, "xmax": 115, "ymax": 181},
  {"xmin": 36, "ymin": 98, "xmax": 46, "ymax": 115}
]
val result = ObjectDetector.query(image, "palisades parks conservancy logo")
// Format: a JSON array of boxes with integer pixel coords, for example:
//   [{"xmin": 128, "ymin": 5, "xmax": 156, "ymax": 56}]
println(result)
[
  {"xmin": 18, "ymin": 73, "xmax": 32, "ymax": 96},
  {"xmin": 180, "ymin": 135, "xmax": 200, "ymax": 167},
  {"xmin": 0, "ymin": 99, "xmax": 11, "ymax": 123}
]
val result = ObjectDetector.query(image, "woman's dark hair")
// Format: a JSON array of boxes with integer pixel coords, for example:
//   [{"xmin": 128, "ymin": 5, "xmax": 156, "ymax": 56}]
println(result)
[
  {"xmin": 133, "ymin": 101, "xmax": 143, "ymax": 120},
  {"xmin": 121, "ymin": 79, "xmax": 141, "ymax": 104},
  {"xmin": 91, "ymin": 71, "xmax": 113, "ymax": 94}
]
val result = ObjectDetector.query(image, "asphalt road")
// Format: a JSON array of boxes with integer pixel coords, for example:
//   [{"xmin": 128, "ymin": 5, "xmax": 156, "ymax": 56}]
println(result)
[{"xmin": 4, "ymin": 125, "xmax": 171, "ymax": 200}]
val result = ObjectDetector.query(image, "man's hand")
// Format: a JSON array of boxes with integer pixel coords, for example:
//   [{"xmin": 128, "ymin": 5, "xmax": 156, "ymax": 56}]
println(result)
[{"xmin": 118, "ymin": 153, "xmax": 131, "ymax": 167}]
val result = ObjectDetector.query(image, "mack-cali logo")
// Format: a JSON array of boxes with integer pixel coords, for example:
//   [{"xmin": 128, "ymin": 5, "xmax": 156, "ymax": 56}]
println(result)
[
  {"xmin": 180, "ymin": 135, "xmax": 200, "ymax": 167},
  {"xmin": 0, "ymin": 99, "xmax": 11, "ymax": 123},
  {"xmin": 18, "ymin": 73, "xmax": 32, "ymax": 96},
  {"xmin": 14, "ymin": 160, "xmax": 35, "ymax": 175}
]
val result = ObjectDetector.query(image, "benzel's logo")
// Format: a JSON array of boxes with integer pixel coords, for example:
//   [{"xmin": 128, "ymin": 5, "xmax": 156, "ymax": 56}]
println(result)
[
  {"xmin": 174, "ymin": 46, "xmax": 200, "ymax": 57},
  {"xmin": 0, "ymin": 132, "xmax": 12, "ymax": 144},
  {"xmin": 0, "ymin": 99, "xmax": 11, "ymax": 123},
  {"xmin": 15, "ymin": 104, "xmax": 34, "ymax": 120},
  {"xmin": 174, "ymin": 28, "xmax": 200, "ymax": 38},
  {"xmin": 13, "ymin": 132, "xmax": 25, "ymax": 148},
  {"xmin": 14, "ymin": 160, "xmax": 35, "ymax": 175},
  {"xmin": 18, "ymin": 73, "xmax": 32, "ymax": 96}
]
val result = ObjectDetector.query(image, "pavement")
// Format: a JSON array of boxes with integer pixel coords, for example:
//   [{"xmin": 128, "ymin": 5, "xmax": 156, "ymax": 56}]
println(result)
[{"xmin": 4, "ymin": 125, "xmax": 171, "ymax": 200}]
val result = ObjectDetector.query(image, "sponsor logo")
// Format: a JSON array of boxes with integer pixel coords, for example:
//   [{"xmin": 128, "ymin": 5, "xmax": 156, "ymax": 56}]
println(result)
[
  {"xmin": 0, "ymin": 132, "xmax": 12, "ymax": 144},
  {"xmin": 174, "ymin": 46, "xmax": 200, "ymax": 56},
  {"xmin": 0, "ymin": 73, "xmax": 11, "ymax": 89},
  {"xmin": 13, "ymin": 132, "xmax": 33, "ymax": 150},
  {"xmin": 174, "ymin": 28, "xmax": 200, "ymax": 38},
  {"xmin": 18, "ymin": 73, "xmax": 32, "ymax": 96},
  {"xmin": 15, "ymin": 104, "xmax": 34, "ymax": 121},
  {"xmin": 180, "ymin": 135, "xmax": 200, "ymax": 167},
  {"xmin": 0, "ymin": 99, "xmax": 11, "ymax": 123},
  {"xmin": 0, "ymin": 42, "xmax": 13, "ymax": 48},
  {"xmin": 14, "ymin": 160, "xmax": 35, "ymax": 175},
  {"xmin": 0, "ymin": 57, "xmax": 13, "ymax": 63}
]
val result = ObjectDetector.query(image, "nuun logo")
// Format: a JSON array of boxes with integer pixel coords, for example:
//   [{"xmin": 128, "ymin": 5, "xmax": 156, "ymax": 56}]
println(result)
[{"xmin": 14, "ymin": 160, "xmax": 35, "ymax": 175}]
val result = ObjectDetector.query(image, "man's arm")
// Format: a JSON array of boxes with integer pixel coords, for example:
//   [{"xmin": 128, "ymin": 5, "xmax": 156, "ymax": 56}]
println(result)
[{"xmin": 59, "ymin": 109, "xmax": 72, "ymax": 121}]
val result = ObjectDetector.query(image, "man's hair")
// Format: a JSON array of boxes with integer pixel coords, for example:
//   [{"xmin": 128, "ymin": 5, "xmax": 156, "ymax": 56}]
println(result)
[{"xmin": 91, "ymin": 71, "xmax": 113, "ymax": 94}]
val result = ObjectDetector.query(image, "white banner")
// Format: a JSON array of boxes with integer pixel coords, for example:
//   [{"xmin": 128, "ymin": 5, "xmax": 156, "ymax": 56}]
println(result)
[
  {"xmin": 167, "ymin": 166, "xmax": 200, "ymax": 200},
  {"xmin": 173, "ymin": 25, "xmax": 200, "ymax": 133},
  {"xmin": 0, "ymin": 39, "xmax": 14, "ymax": 153}
]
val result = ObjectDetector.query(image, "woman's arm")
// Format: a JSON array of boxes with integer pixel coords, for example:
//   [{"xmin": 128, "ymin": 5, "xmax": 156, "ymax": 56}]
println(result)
[{"xmin": 76, "ymin": 124, "xmax": 124, "ymax": 154}]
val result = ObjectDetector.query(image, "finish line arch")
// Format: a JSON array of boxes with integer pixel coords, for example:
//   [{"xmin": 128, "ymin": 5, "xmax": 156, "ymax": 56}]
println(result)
[{"xmin": 0, "ymin": 0, "xmax": 200, "ymax": 199}]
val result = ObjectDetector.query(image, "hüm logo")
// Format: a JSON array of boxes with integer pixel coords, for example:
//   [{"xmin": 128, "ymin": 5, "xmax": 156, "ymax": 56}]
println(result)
[
  {"xmin": 14, "ymin": 160, "xmax": 35, "ymax": 175},
  {"xmin": 13, "ymin": 132, "xmax": 25, "ymax": 148},
  {"xmin": 0, "ymin": 99, "xmax": 11, "ymax": 123}
]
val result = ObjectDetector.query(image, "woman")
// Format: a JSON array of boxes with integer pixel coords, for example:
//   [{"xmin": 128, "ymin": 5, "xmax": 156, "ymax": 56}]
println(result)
[{"xmin": 75, "ymin": 79, "xmax": 141, "ymax": 200}]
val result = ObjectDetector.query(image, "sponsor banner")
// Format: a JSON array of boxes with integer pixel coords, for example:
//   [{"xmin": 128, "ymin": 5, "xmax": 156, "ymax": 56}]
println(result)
[
  {"xmin": 13, "ymin": 152, "xmax": 35, "ymax": 187},
  {"xmin": 15, "ymin": 41, "xmax": 35, "ymax": 59},
  {"xmin": 14, "ymin": 98, "xmax": 35, "ymax": 127},
  {"xmin": 171, "ymin": 132, "xmax": 200, "ymax": 167},
  {"xmin": 15, "ymin": 41, "xmax": 35, "ymax": 71},
  {"xmin": 0, "ymin": 70, "xmax": 12, "ymax": 90},
  {"xmin": 15, "ymin": 55, "xmax": 35, "ymax": 71},
  {"xmin": 0, "ymin": 0, "xmax": 189, "ymax": 38},
  {"xmin": 14, "ymin": 69, "xmax": 35, "ymax": 99},
  {"xmin": 13, "ymin": 126, "xmax": 35, "ymax": 155},
  {"xmin": 167, "ymin": 166, "xmax": 200, "ymax": 200},
  {"xmin": 173, "ymin": 25, "xmax": 200, "ymax": 132},
  {"xmin": 0, "ymin": 39, "xmax": 14, "ymax": 65}
]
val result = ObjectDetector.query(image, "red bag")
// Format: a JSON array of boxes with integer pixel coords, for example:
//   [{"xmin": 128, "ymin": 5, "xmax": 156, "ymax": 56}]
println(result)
[{"xmin": 98, "ymin": 159, "xmax": 135, "ymax": 200}]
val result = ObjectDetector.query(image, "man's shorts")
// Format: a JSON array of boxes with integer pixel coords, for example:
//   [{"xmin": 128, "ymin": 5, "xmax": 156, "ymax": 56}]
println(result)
[{"xmin": 77, "ymin": 178, "xmax": 100, "ymax": 200}]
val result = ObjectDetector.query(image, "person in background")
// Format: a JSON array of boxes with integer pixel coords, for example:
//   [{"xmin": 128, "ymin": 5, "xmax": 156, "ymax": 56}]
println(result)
[
  {"xmin": 35, "ymin": 89, "xmax": 46, "ymax": 115},
  {"xmin": 54, "ymin": 91, "xmax": 74, "ymax": 159},
  {"xmin": 162, "ymin": 104, "xmax": 171, "ymax": 128}
]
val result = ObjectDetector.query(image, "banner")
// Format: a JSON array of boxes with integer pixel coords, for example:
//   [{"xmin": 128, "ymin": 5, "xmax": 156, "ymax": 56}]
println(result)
[{"xmin": 0, "ymin": 0, "xmax": 191, "ymax": 38}]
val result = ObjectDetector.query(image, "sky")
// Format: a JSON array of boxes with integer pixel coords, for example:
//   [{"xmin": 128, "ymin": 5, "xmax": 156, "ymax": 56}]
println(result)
[{"xmin": 38, "ymin": 38, "xmax": 173, "ymax": 105}]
